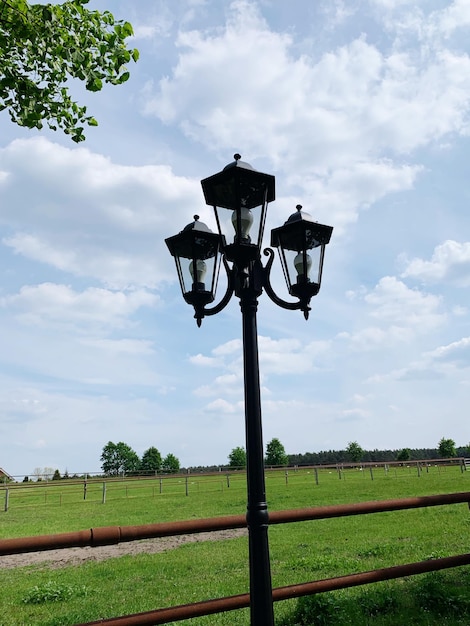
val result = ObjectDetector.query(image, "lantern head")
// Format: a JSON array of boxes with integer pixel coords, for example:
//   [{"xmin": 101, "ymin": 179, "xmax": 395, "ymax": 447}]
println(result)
[
  {"xmin": 201, "ymin": 154, "xmax": 275, "ymax": 262},
  {"xmin": 165, "ymin": 215, "xmax": 223, "ymax": 314},
  {"xmin": 270, "ymin": 205, "xmax": 333, "ymax": 301}
]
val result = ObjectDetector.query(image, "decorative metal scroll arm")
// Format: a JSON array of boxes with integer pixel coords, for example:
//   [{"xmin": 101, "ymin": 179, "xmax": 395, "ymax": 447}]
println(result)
[
  {"xmin": 194, "ymin": 256, "xmax": 235, "ymax": 326},
  {"xmin": 262, "ymin": 248, "xmax": 312, "ymax": 320}
]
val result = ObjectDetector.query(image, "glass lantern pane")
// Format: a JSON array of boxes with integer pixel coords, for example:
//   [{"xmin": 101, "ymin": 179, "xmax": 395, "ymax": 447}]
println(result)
[
  {"xmin": 178, "ymin": 255, "xmax": 217, "ymax": 295},
  {"xmin": 281, "ymin": 246, "xmax": 322, "ymax": 291},
  {"xmin": 214, "ymin": 205, "xmax": 264, "ymax": 248}
]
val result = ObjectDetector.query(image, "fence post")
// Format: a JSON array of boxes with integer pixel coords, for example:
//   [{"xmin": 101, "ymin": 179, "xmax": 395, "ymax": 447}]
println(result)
[
  {"xmin": 285, "ymin": 471, "xmax": 288, "ymax": 485},
  {"xmin": 160, "ymin": 478, "xmax": 163, "ymax": 494},
  {"xmin": 369, "ymin": 467, "xmax": 374, "ymax": 481},
  {"xmin": 4, "ymin": 488, "xmax": 9, "ymax": 512},
  {"xmin": 185, "ymin": 476, "xmax": 189, "ymax": 496},
  {"xmin": 102, "ymin": 482, "xmax": 106, "ymax": 504},
  {"xmin": 417, "ymin": 463, "xmax": 421, "ymax": 478},
  {"xmin": 314, "ymin": 467, "xmax": 319, "ymax": 485},
  {"xmin": 226, "ymin": 474, "xmax": 230, "ymax": 488},
  {"xmin": 84, "ymin": 481, "xmax": 87, "ymax": 500}
]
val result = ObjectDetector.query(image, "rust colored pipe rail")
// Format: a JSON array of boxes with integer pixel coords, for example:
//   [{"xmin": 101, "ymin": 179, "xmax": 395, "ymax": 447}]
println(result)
[
  {"xmin": 1, "ymin": 491, "xmax": 469, "ymax": 556},
  {"xmin": 0, "ymin": 515, "xmax": 246, "ymax": 556},
  {"xmin": 268, "ymin": 490, "xmax": 470, "ymax": 524},
  {"xmin": 77, "ymin": 552, "xmax": 470, "ymax": 625}
]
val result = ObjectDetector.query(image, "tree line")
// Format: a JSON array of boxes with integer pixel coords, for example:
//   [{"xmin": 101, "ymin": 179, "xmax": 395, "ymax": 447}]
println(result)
[
  {"xmin": 21, "ymin": 437, "xmax": 468, "ymax": 483},
  {"xmin": 228, "ymin": 437, "xmax": 469, "ymax": 469},
  {"xmin": 228, "ymin": 438, "xmax": 289, "ymax": 468},
  {"xmin": 288, "ymin": 438, "xmax": 469, "ymax": 467},
  {"xmin": 100, "ymin": 442, "xmax": 180, "ymax": 476}
]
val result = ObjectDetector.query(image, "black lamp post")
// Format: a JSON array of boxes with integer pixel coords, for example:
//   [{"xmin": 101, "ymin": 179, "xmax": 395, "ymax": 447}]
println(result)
[{"xmin": 166, "ymin": 155, "xmax": 333, "ymax": 625}]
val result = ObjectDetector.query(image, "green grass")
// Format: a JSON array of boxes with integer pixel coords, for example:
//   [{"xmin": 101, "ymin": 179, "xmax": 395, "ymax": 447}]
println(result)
[{"xmin": 0, "ymin": 466, "xmax": 469, "ymax": 625}]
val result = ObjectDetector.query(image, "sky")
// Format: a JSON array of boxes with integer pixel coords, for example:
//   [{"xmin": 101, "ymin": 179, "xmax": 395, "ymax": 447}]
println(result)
[{"xmin": 1, "ymin": 0, "xmax": 470, "ymax": 478}]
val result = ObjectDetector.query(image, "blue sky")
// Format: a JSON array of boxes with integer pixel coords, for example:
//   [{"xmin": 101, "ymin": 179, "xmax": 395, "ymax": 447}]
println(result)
[{"xmin": 1, "ymin": 0, "xmax": 469, "ymax": 478}]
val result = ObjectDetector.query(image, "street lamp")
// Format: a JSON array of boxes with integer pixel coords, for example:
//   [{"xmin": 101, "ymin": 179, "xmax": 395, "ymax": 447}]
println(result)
[{"xmin": 166, "ymin": 155, "xmax": 333, "ymax": 625}]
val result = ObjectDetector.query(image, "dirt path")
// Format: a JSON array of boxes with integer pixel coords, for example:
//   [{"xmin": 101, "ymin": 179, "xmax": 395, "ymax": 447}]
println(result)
[{"xmin": 0, "ymin": 528, "xmax": 247, "ymax": 570}]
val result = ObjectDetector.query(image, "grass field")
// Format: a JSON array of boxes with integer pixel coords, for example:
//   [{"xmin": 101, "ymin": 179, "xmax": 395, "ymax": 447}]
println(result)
[{"xmin": 0, "ymin": 465, "xmax": 469, "ymax": 625}]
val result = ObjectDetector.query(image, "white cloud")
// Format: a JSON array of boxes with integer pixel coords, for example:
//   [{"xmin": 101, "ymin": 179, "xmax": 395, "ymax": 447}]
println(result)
[
  {"xmin": 293, "ymin": 160, "xmax": 421, "ymax": 230},
  {"xmin": 258, "ymin": 336, "xmax": 330, "ymax": 374},
  {"xmin": 426, "ymin": 336, "xmax": 470, "ymax": 367},
  {"xmin": 401, "ymin": 240, "xmax": 470, "ymax": 285},
  {"xmin": 367, "ymin": 335, "xmax": 470, "ymax": 385},
  {"xmin": 429, "ymin": 0, "xmax": 470, "ymax": 39},
  {"xmin": 0, "ymin": 137, "xmax": 204, "ymax": 289},
  {"xmin": 194, "ymin": 373, "xmax": 241, "ymax": 397},
  {"xmin": 191, "ymin": 335, "xmax": 331, "ymax": 382},
  {"xmin": 144, "ymin": 1, "xmax": 470, "ymax": 170},
  {"xmin": 212, "ymin": 339, "xmax": 243, "ymax": 356},
  {"xmin": 205, "ymin": 398, "xmax": 240, "ymax": 413},
  {"xmin": 138, "ymin": 0, "xmax": 470, "ymax": 239},
  {"xmin": 365, "ymin": 276, "xmax": 444, "ymax": 329},
  {"xmin": 1, "ymin": 283, "xmax": 157, "ymax": 329},
  {"xmin": 188, "ymin": 353, "xmax": 222, "ymax": 367},
  {"xmin": 341, "ymin": 276, "xmax": 445, "ymax": 352}
]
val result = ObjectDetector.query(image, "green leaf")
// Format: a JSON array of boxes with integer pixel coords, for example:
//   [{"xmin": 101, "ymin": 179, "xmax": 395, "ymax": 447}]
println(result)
[
  {"xmin": 86, "ymin": 77, "xmax": 103, "ymax": 92},
  {"xmin": 0, "ymin": 1, "xmax": 139, "ymax": 141},
  {"xmin": 121, "ymin": 21, "xmax": 134, "ymax": 37}
]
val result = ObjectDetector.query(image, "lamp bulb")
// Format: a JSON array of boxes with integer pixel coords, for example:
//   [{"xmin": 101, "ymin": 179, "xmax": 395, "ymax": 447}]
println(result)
[
  {"xmin": 189, "ymin": 259, "xmax": 207, "ymax": 286},
  {"xmin": 294, "ymin": 251, "xmax": 312, "ymax": 281},
  {"xmin": 232, "ymin": 208, "xmax": 253, "ymax": 243}
]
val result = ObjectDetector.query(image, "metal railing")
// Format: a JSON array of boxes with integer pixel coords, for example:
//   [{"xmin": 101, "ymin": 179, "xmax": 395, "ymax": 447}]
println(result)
[{"xmin": 1, "ymin": 491, "xmax": 470, "ymax": 624}]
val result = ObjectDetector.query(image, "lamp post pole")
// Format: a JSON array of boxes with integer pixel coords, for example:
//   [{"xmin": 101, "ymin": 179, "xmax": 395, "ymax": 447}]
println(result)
[
  {"xmin": 165, "ymin": 155, "xmax": 333, "ymax": 626},
  {"xmin": 239, "ymin": 261, "xmax": 275, "ymax": 625}
]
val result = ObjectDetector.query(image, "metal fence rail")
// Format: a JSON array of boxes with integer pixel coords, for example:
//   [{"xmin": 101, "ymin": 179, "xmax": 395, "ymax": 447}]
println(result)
[
  {"xmin": 75, "ymin": 552, "xmax": 470, "ymax": 626},
  {"xmin": 2, "ymin": 491, "xmax": 469, "ymax": 556},
  {"xmin": 1, "ymin": 491, "xmax": 469, "ymax": 624},
  {"xmin": 2, "ymin": 460, "xmax": 468, "ymax": 512}
]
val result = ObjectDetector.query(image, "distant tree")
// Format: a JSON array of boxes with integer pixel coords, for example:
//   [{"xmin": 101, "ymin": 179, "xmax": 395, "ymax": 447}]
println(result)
[
  {"xmin": 23, "ymin": 475, "xmax": 29, "ymax": 482},
  {"xmin": 140, "ymin": 446, "xmax": 162, "ymax": 475},
  {"xmin": 346, "ymin": 441, "xmax": 364, "ymax": 463},
  {"xmin": 265, "ymin": 438, "xmax": 288, "ymax": 466},
  {"xmin": 228, "ymin": 446, "xmax": 246, "ymax": 469},
  {"xmin": 43, "ymin": 467, "xmax": 55, "ymax": 480},
  {"xmin": 100, "ymin": 441, "xmax": 140, "ymax": 476},
  {"xmin": 438, "ymin": 437, "xmax": 456, "ymax": 458},
  {"xmin": 161, "ymin": 453, "xmax": 180, "ymax": 474},
  {"xmin": 0, "ymin": 0, "xmax": 139, "ymax": 142},
  {"xmin": 33, "ymin": 467, "xmax": 42, "ymax": 481},
  {"xmin": 396, "ymin": 448, "xmax": 411, "ymax": 462},
  {"xmin": 52, "ymin": 469, "xmax": 61, "ymax": 480},
  {"xmin": 63, "ymin": 468, "xmax": 70, "ymax": 480}
]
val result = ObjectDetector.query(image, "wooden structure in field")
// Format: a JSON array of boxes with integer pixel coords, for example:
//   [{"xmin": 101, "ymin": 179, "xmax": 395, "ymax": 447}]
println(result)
[{"xmin": 0, "ymin": 468, "xmax": 13, "ymax": 482}]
